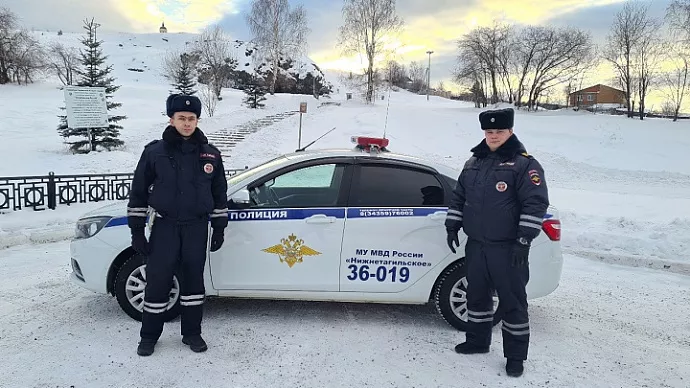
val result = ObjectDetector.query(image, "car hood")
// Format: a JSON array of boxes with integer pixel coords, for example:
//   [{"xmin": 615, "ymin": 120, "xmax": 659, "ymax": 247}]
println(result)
[{"xmin": 79, "ymin": 201, "xmax": 127, "ymax": 219}]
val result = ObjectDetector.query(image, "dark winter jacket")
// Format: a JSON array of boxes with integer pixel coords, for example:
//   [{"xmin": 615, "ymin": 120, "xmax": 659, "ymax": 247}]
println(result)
[
  {"xmin": 445, "ymin": 134, "xmax": 549, "ymax": 244},
  {"xmin": 127, "ymin": 126, "xmax": 228, "ymax": 231}
]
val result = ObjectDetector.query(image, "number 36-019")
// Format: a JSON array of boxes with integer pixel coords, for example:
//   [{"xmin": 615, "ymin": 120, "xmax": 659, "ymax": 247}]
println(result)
[{"xmin": 346, "ymin": 264, "xmax": 409, "ymax": 283}]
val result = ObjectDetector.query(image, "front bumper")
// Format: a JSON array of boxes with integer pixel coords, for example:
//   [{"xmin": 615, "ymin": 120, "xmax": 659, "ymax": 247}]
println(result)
[{"xmin": 69, "ymin": 235, "xmax": 119, "ymax": 294}]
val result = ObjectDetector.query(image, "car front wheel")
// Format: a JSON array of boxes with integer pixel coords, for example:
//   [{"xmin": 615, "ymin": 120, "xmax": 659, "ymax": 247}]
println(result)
[
  {"xmin": 434, "ymin": 260, "xmax": 501, "ymax": 331},
  {"xmin": 114, "ymin": 253, "xmax": 181, "ymax": 322}
]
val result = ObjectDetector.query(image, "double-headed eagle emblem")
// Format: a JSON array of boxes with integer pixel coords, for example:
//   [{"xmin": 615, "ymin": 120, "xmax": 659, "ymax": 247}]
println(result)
[{"xmin": 261, "ymin": 233, "xmax": 321, "ymax": 268}]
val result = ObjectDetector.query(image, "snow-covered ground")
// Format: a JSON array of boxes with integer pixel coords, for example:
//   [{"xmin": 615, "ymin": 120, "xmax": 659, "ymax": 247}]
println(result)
[
  {"xmin": 1, "ymin": 241, "xmax": 688, "ymax": 387},
  {"xmin": 1, "ymin": 30, "xmax": 690, "ymax": 386}
]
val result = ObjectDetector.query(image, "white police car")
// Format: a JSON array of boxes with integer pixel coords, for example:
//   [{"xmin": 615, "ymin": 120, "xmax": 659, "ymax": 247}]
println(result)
[{"xmin": 69, "ymin": 136, "xmax": 563, "ymax": 331}]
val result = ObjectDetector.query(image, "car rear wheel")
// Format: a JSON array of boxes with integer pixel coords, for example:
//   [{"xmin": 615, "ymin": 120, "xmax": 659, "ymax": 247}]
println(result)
[
  {"xmin": 434, "ymin": 260, "xmax": 501, "ymax": 331},
  {"xmin": 114, "ymin": 253, "xmax": 181, "ymax": 322}
]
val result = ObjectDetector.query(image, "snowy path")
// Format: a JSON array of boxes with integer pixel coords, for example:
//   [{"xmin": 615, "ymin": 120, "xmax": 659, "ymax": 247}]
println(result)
[{"xmin": 0, "ymin": 242, "xmax": 688, "ymax": 387}]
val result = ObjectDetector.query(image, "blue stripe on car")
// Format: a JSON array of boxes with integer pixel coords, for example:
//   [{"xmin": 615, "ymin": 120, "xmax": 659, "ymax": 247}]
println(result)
[{"xmin": 104, "ymin": 208, "xmax": 555, "ymax": 227}]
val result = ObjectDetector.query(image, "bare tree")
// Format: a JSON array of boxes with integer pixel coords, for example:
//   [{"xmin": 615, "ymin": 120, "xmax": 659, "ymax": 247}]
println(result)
[
  {"xmin": 199, "ymin": 81, "xmax": 218, "ymax": 117},
  {"xmin": 246, "ymin": 0, "xmax": 309, "ymax": 95},
  {"xmin": 605, "ymin": 2, "xmax": 654, "ymax": 118},
  {"xmin": 407, "ymin": 60, "xmax": 425, "ymax": 92},
  {"xmin": 523, "ymin": 27, "xmax": 594, "ymax": 111},
  {"xmin": 5, "ymin": 30, "xmax": 45, "ymax": 85},
  {"xmin": 496, "ymin": 25, "xmax": 515, "ymax": 103},
  {"xmin": 661, "ymin": 49, "xmax": 690, "ymax": 121},
  {"xmin": 0, "ymin": 7, "xmax": 18, "ymax": 84},
  {"xmin": 194, "ymin": 25, "xmax": 236, "ymax": 100},
  {"xmin": 457, "ymin": 22, "xmax": 510, "ymax": 104},
  {"xmin": 635, "ymin": 18, "xmax": 665, "ymax": 120},
  {"xmin": 453, "ymin": 52, "xmax": 489, "ymax": 107},
  {"xmin": 338, "ymin": 0, "xmax": 404, "ymax": 103},
  {"xmin": 667, "ymin": 0, "xmax": 690, "ymax": 43},
  {"xmin": 48, "ymin": 42, "xmax": 78, "ymax": 85},
  {"xmin": 383, "ymin": 60, "xmax": 406, "ymax": 87},
  {"xmin": 0, "ymin": 8, "xmax": 45, "ymax": 85},
  {"xmin": 512, "ymin": 26, "xmax": 544, "ymax": 108}
]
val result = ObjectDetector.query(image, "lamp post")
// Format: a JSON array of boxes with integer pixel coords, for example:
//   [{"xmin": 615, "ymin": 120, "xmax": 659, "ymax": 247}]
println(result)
[{"xmin": 426, "ymin": 50, "xmax": 434, "ymax": 101}]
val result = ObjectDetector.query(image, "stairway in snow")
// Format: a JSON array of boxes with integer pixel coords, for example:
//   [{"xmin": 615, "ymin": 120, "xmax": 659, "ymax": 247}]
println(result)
[{"xmin": 206, "ymin": 111, "xmax": 298, "ymax": 159}]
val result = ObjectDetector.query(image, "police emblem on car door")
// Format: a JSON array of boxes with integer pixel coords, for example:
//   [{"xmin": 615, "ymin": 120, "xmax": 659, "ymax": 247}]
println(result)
[
  {"xmin": 262, "ymin": 233, "xmax": 322, "ymax": 268},
  {"xmin": 209, "ymin": 160, "xmax": 351, "ymax": 292}
]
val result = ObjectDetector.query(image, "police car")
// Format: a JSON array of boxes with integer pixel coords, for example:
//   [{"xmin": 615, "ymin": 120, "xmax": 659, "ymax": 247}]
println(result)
[{"xmin": 69, "ymin": 136, "xmax": 563, "ymax": 331}]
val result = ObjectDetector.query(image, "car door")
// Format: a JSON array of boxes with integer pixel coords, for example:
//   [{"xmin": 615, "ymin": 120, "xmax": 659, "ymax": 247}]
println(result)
[
  {"xmin": 339, "ymin": 161, "xmax": 450, "ymax": 292},
  {"xmin": 209, "ymin": 158, "xmax": 353, "ymax": 291}
]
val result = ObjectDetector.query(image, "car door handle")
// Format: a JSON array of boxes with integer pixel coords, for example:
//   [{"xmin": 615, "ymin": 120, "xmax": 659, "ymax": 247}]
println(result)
[
  {"xmin": 305, "ymin": 214, "xmax": 336, "ymax": 224},
  {"xmin": 427, "ymin": 211, "xmax": 447, "ymax": 221}
]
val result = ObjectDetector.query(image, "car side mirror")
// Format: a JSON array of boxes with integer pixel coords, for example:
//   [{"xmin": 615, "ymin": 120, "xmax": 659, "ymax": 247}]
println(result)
[{"xmin": 229, "ymin": 188, "xmax": 250, "ymax": 208}]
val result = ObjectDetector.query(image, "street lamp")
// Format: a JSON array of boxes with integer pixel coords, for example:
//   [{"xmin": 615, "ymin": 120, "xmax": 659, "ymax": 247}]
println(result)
[{"xmin": 426, "ymin": 50, "xmax": 434, "ymax": 101}]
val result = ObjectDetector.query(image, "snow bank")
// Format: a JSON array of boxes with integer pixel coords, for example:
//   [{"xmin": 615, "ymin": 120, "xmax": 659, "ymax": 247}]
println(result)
[{"xmin": 0, "ymin": 201, "xmax": 119, "ymax": 249}]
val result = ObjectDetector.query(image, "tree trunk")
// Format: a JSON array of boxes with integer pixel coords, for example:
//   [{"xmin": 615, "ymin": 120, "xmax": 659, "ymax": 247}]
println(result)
[
  {"xmin": 639, "ymin": 100, "xmax": 645, "ymax": 120},
  {"xmin": 367, "ymin": 62, "xmax": 374, "ymax": 103},
  {"xmin": 490, "ymin": 69, "xmax": 499, "ymax": 104},
  {"xmin": 270, "ymin": 56, "xmax": 278, "ymax": 95}
]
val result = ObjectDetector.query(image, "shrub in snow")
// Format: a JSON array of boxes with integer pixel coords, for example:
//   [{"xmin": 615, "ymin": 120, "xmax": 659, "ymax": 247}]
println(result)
[{"xmin": 243, "ymin": 81, "xmax": 268, "ymax": 109}]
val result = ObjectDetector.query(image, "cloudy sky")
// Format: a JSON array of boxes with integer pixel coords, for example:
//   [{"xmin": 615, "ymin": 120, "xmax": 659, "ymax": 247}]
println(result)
[{"xmin": 1, "ymin": 0, "xmax": 673, "ymax": 91}]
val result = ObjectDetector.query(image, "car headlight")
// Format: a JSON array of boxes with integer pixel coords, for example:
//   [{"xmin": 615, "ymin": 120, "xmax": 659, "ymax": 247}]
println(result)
[{"xmin": 74, "ymin": 216, "xmax": 112, "ymax": 240}]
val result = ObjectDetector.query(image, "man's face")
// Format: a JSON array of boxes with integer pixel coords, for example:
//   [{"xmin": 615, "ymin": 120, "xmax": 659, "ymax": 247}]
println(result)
[
  {"xmin": 170, "ymin": 112, "xmax": 198, "ymax": 137},
  {"xmin": 484, "ymin": 129, "xmax": 513, "ymax": 151}
]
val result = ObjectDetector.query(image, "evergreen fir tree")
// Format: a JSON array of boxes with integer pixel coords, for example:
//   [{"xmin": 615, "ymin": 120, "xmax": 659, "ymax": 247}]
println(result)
[
  {"xmin": 171, "ymin": 53, "xmax": 197, "ymax": 95},
  {"xmin": 243, "ymin": 75, "xmax": 267, "ymax": 109},
  {"xmin": 243, "ymin": 84, "xmax": 267, "ymax": 108},
  {"xmin": 57, "ymin": 18, "xmax": 126, "ymax": 153}
]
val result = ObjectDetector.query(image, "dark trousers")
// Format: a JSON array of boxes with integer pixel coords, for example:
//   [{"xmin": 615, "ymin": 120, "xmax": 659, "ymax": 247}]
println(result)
[
  {"xmin": 140, "ymin": 218, "xmax": 209, "ymax": 341},
  {"xmin": 464, "ymin": 238, "xmax": 531, "ymax": 360}
]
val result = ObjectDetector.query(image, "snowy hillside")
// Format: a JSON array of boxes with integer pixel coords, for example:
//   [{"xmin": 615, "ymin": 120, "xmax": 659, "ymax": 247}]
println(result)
[{"xmin": 0, "ymin": 30, "xmax": 338, "ymax": 176}]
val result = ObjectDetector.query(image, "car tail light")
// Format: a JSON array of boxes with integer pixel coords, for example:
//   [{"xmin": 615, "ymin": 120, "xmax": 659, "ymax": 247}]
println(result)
[{"xmin": 542, "ymin": 219, "xmax": 561, "ymax": 241}]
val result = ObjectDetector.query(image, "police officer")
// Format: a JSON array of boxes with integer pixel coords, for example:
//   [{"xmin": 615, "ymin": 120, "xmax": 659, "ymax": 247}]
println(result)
[
  {"xmin": 127, "ymin": 94, "xmax": 228, "ymax": 356},
  {"xmin": 445, "ymin": 108, "xmax": 549, "ymax": 377}
]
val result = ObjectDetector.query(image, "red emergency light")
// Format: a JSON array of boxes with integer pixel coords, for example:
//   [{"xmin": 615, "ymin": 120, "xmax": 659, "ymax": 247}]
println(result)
[{"xmin": 351, "ymin": 136, "xmax": 389, "ymax": 152}]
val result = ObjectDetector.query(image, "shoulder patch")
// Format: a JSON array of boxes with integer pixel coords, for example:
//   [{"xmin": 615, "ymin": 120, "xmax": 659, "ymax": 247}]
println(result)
[{"xmin": 520, "ymin": 151, "xmax": 533, "ymax": 159}]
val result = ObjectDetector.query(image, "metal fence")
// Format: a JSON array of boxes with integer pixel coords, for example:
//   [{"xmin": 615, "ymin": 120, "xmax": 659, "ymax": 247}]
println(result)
[{"xmin": 0, "ymin": 168, "xmax": 247, "ymax": 212}]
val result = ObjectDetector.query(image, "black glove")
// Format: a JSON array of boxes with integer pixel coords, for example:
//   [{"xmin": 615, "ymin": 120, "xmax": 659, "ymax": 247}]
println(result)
[
  {"xmin": 446, "ymin": 228, "xmax": 460, "ymax": 254},
  {"xmin": 131, "ymin": 228, "xmax": 149, "ymax": 255},
  {"xmin": 512, "ymin": 240, "xmax": 531, "ymax": 267},
  {"xmin": 210, "ymin": 229, "xmax": 224, "ymax": 252}
]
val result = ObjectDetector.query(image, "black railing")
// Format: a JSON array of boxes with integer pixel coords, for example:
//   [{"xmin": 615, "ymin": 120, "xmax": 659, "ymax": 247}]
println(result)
[{"xmin": 0, "ymin": 168, "xmax": 248, "ymax": 211}]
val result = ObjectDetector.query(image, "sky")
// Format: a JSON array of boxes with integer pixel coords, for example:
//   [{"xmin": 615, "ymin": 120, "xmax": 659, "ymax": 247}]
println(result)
[{"xmin": 1, "ymin": 0, "xmax": 676, "ymax": 97}]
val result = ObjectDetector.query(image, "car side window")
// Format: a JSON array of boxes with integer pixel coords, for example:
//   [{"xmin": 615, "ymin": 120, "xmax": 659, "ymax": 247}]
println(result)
[
  {"xmin": 250, "ymin": 163, "xmax": 345, "ymax": 208},
  {"xmin": 353, "ymin": 165, "xmax": 445, "ymax": 207}
]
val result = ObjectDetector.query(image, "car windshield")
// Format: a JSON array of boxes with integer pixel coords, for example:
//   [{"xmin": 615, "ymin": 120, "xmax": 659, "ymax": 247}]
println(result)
[{"xmin": 226, "ymin": 156, "xmax": 288, "ymax": 187}]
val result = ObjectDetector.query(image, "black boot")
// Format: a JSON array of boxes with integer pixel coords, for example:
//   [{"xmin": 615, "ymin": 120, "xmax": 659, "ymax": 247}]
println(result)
[
  {"xmin": 182, "ymin": 334, "xmax": 208, "ymax": 353},
  {"xmin": 454, "ymin": 342, "xmax": 489, "ymax": 354},
  {"xmin": 506, "ymin": 359, "xmax": 524, "ymax": 377},
  {"xmin": 137, "ymin": 338, "xmax": 156, "ymax": 356}
]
